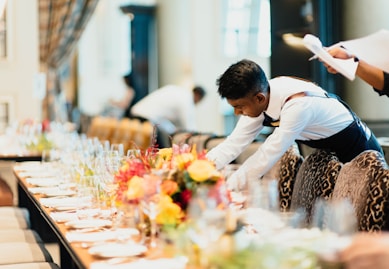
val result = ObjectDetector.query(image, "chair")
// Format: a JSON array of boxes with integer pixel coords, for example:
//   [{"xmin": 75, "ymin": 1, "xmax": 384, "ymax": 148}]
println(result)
[
  {"xmin": 86, "ymin": 116, "xmax": 118, "ymax": 142},
  {"xmin": 0, "ymin": 177, "xmax": 13, "ymax": 206},
  {"xmin": 0, "ymin": 207, "xmax": 31, "ymax": 229},
  {"xmin": 331, "ymin": 150, "xmax": 389, "ymax": 231},
  {"xmin": 0, "ymin": 242, "xmax": 54, "ymax": 265},
  {"xmin": 0, "ymin": 263, "xmax": 61, "ymax": 269},
  {"xmin": 134, "ymin": 121, "xmax": 155, "ymax": 150},
  {"xmin": 171, "ymin": 131, "xmax": 195, "ymax": 146},
  {"xmin": 290, "ymin": 149, "xmax": 343, "ymax": 225},
  {"xmin": 269, "ymin": 144, "xmax": 304, "ymax": 212},
  {"xmin": 234, "ymin": 141, "xmax": 263, "ymax": 164},
  {"xmin": 204, "ymin": 135, "xmax": 226, "ymax": 152},
  {"xmin": 186, "ymin": 132, "xmax": 215, "ymax": 151},
  {"xmin": 0, "ymin": 229, "xmax": 42, "ymax": 243}
]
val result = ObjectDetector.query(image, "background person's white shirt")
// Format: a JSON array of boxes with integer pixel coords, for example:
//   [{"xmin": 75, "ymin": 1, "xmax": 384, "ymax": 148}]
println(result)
[{"xmin": 130, "ymin": 85, "xmax": 197, "ymax": 133}]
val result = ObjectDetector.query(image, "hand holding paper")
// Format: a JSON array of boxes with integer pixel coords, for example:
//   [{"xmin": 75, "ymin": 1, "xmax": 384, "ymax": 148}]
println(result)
[{"xmin": 303, "ymin": 34, "xmax": 358, "ymax": 80}]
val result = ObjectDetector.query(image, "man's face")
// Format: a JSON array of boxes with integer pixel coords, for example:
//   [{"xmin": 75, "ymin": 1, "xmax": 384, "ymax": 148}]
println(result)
[
  {"xmin": 193, "ymin": 93, "xmax": 203, "ymax": 104},
  {"xmin": 227, "ymin": 91, "xmax": 268, "ymax": 117}
]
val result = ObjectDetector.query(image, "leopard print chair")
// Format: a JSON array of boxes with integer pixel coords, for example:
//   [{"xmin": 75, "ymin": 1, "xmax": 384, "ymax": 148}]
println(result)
[
  {"xmin": 332, "ymin": 150, "xmax": 389, "ymax": 231},
  {"xmin": 276, "ymin": 145, "xmax": 304, "ymax": 212},
  {"xmin": 290, "ymin": 149, "xmax": 343, "ymax": 225},
  {"xmin": 260, "ymin": 144, "xmax": 303, "ymax": 211}
]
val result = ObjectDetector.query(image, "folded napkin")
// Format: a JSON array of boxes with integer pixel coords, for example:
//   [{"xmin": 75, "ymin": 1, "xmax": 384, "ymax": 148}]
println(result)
[
  {"xmin": 66, "ymin": 228, "xmax": 139, "ymax": 243},
  {"xmin": 14, "ymin": 162, "xmax": 42, "ymax": 171},
  {"xmin": 50, "ymin": 211, "xmax": 79, "ymax": 223},
  {"xmin": 26, "ymin": 177, "xmax": 60, "ymax": 187},
  {"xmin": 18, "ymin": 166, "xmax": 58, "ymax": 177},
  {"xmin": 90, "ymin": 257, "xmax": 187, "ymax": 269},
  {"xmin": 40, "ymin": 197, "xmax": 83, "ymax": 208}
]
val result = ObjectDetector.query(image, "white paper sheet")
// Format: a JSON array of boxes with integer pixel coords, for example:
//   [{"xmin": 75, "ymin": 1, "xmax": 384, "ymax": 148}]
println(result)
[
  {"xmin": 303, "ymin": 34, "xmax": 358, "ymax": 80},
  {"xmin": 339, "ymin": 29, "xmax": 389, "ymax": 73},
  {"xmin": 304, "ymin": 29, "xmax": 389, "ymax": 80}
]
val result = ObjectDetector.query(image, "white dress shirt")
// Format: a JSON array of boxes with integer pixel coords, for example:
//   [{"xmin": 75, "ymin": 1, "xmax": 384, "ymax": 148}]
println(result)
[
  {"xmin": 130, "ymin": 85, "xmax": 197, "ymax": 133},
  {"xmin": 206, "ymin": 76, "xmax": 354, "ymax": 182}
]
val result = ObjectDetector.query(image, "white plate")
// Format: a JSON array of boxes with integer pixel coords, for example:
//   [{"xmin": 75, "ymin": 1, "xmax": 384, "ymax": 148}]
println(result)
[
  {"xmin": 65, "ymin": 219, "xmax": 112, "ymax": 229},
  {"xmin": 88, "ymin": 242, "xmax": 147, "ymax": 258}
]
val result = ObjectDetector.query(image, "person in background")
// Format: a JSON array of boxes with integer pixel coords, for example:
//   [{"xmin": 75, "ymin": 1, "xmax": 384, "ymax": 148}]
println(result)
[
  {"xmin": 101, "ymin": 73, "xmax": 136, "ymax": 119},
  {"xmin": 206, "ymin": 59, "xmax": 383, "ymax": 190},
  {"xmin": 130, "ymin": 84, "xmax": 206, "ymax": 135},
  {"xmin": 323, "ymin": 46, "xmax": 389, "ymax": 97}
]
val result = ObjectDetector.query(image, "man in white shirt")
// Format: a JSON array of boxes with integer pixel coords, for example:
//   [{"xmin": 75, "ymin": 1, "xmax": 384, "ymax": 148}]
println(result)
[
  {"xmin": 206, "ymin": 59, "xmax": 383, "ymax": 190},
  {"xmin": 130, "ymin": 84, "xmax": 205, "ymax": 135}
]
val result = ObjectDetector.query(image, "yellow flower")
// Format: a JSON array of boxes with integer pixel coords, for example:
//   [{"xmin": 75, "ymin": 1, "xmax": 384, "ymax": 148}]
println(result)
[
  {"xmin": 154, "ymin": 148, "xmax": 173, "ymax": 169},
  {"xmin": 187, "ymin": 159, "xmax": 221, "ymax": 182},
  {"xmin": 156, "ymin": 194, "xmax": 184, "ymax": 225},
  {"xmin": 125, "ymin": 176, "xmax": 144, "ymax": 200},
  {"xmin": 158, "ymin": 148, "xmax": 173, "ymax": 160},
  {"xmin": 174, "ymin": 153, "xmax": 195, "ymax": 170}
]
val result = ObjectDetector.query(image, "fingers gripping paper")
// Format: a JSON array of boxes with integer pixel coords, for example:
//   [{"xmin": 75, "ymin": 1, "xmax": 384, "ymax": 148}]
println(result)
[
  {"xmin": 303, "ymin": 34, "xmax": 358, "ymax": 80},
  {"xmin": 304, "ymin": 29, "xmax": 389, "ymax": 80}
]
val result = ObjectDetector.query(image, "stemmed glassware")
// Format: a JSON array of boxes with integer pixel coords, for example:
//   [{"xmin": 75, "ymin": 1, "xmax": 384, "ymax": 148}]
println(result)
[
  {"xmin": 186, "ymin": 185, "xmax": 229, "ymax": 267},
  {"xmin": 140, "ymin": 173, "xmax": 162, "ymax": 248},
  {"xmin": 110, "ymin": 143, "xmax": 124, "ymax": 156}
]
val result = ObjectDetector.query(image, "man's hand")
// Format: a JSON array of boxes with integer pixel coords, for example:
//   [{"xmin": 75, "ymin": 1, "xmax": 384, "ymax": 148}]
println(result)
[{"xmin": 321, "ymin": 46, "xmax": 353, "ymax": 74}]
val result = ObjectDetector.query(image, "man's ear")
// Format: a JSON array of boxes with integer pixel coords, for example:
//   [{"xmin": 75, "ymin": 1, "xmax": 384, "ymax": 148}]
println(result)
[{"xmin": 255, "ymin": 92, "xmax": 267, "ymax": 103}]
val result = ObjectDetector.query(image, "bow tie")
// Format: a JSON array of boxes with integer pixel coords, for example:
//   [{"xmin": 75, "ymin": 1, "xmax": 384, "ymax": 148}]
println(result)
[{"xmin": 263, "ymin": 113, "xmax": 280, "ymax": 127}]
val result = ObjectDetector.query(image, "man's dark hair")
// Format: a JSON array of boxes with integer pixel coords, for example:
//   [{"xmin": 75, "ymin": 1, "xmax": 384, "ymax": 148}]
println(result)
[
  {"xmin": 216, "ymin": 59, "xmax": 269, "ymax": 100},
  {"xmin": 193, "ymin": 86, "xmax": 206, "ymax": 99},
  {"xmin": 123, "ymin": 72, "xmax": 135, "ymax": 88}
]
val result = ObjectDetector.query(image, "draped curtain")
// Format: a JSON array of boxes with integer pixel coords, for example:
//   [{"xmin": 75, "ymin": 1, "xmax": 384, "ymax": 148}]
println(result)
[{"xmin": 39, "ymin": 0, "xmax": 99, "ymax": 121}]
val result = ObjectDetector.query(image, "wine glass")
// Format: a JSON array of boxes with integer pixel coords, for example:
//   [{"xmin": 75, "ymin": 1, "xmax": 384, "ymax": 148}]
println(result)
[
  {"xmin": 110, "ymin": 143, "xmax": 124, "ymax": 156},
  {"xmin": 186, "ymin": 185, "xmax": 228, "ymax": 267},
  {"xmin": 126, "ymin": 149, "xmax": 141, "ymax": 159},
  {"xmin": 140, "ymin": 173, "xmax": 162, "ymax": 248}
]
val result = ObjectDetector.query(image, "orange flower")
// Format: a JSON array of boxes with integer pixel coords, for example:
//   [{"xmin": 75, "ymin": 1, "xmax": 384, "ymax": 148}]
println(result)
[
  {"xmin": 161, "ymin": 179, "xmax": 179, "ymax": 196},
  {"xmin": 125, "ymin": 176, "xmax": 144, "ymax": 200}
]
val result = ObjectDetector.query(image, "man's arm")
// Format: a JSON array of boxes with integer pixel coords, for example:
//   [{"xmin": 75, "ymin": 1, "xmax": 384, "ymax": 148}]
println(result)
[{"xmin": 206, "ymin": 115, "xmax": 264, "ymax": 170}]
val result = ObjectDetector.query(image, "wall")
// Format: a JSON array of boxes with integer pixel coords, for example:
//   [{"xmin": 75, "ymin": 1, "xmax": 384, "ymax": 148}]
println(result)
[
  {"xmin": 342, "ymin": 0, "xmax": 389, "ymax": 120},
  {"xmin": 78, "ymin": 0, "xmax": 131, "ymax": 116},
  {"xmin": 0, "ymin": 0, "xmax": 40, "ymax": 125},
  {"xmin": 156, "ymin": 0, "xmax": 270, "ymax": 135}
]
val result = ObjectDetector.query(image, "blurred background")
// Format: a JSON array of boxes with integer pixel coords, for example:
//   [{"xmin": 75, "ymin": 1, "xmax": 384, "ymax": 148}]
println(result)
[{"xmin": 0, "ymin": 0, "xmax": 388, "ymax": 137}]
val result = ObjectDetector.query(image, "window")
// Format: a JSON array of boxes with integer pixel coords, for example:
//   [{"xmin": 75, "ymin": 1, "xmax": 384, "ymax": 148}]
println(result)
[
  {"xmin": 221, "ymin": 0, "xmax": 271, "ymax": 58},
  {"xmin": 0, "ymin": 0, "xmax": 7, "ymax": 58}
]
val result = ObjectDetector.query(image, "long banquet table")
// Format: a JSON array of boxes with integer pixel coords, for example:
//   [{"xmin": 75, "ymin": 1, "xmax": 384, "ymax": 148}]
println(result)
[
  {"xmin": 16, "ymin": 166, "xmax": 92, "ymax": 269},
  {"xmin": 14, "ymin": 160, "xmax": 352, "ymax": 269},
  {"xmin": 15, "ymin": 163, "xmax": 190, "ymax": 269}
]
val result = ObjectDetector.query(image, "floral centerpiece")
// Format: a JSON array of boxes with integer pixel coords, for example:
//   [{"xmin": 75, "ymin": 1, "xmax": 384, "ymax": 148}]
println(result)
[{"xmin": 113, "ymin": 143, "xmax": 227, "ymax": 226}]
